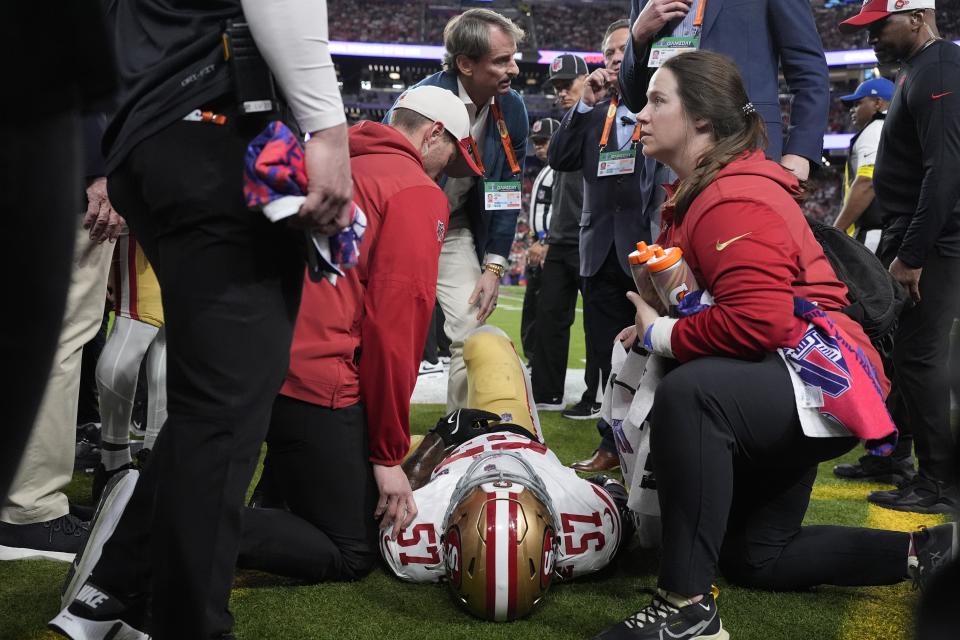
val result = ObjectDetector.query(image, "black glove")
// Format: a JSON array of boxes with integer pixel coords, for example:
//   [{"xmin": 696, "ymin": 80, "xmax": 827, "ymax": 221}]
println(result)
[{"xmin": 430, "ymin": 408, "xmax": 502, "ymax": 448}]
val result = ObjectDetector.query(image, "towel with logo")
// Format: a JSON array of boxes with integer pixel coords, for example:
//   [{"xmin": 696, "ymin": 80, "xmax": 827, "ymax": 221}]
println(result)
[{"xmin": 243, "ymin": 120, "xmax": 366, "ymax": 282}]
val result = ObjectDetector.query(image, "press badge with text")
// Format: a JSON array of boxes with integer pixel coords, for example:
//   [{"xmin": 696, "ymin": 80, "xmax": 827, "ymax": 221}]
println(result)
[
  {"xmin": 648, "ymin": 35, "xmax": 700, "ymax": 68},
  {"xmin": 484, "ymin": 181, "xmax": 522, "ymax": 210},
  {"xmin": 597, "ymin": 149, "xmax": 637, "ymax": 177}
]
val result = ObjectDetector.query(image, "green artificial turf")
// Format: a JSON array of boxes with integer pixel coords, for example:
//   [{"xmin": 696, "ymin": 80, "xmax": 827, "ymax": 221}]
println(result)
[
  {"xmin": 0, "ymin": 296, "xmax": 942, "ymax": 640},
  {"xmin": 490, "ymin": 285, "xmax": 587, "ymax": 370}
]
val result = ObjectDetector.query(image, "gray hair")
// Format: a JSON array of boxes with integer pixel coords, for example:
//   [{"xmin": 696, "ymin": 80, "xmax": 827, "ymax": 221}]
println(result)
[
  {"xmin": 442, "ymin": 8, "xmax": 525, "ymax": 75},
  {"xmin": 602, "ymin": 19, "xmax": 630, "ymax": 51}
]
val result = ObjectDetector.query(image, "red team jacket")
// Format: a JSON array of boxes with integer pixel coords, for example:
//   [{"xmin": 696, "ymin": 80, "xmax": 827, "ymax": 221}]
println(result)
[
  {"xmin": 658, "ymin": 151, "xmax": 889, "ymax": 395},
  {"xmin": 280, "ymin": 121, "xmax": 450, "ymax": 465}
]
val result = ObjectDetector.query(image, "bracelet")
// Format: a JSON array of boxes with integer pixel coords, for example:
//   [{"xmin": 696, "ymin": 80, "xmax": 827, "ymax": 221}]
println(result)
[{"xmin": 484, "ymin": 263, "xmax": 505, "ymax": 278}]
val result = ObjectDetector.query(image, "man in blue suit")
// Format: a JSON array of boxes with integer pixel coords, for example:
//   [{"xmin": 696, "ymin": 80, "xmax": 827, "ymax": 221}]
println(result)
[
  {"xmin": 387, "ymin": 9, "xmax": 529, "ymax": 411},
  {"xmin": 548, "ymin": 20, "xmax": 657, "ymax": 473},
  {"xmin": 620, "ymin": 0, "xmax": 829, "ymax": 183}
]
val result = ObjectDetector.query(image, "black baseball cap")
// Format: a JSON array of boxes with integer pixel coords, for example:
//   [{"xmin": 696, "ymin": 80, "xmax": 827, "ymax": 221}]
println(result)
[
  {"xmin": 530, "ymin": 118, "xmax": 561, "ymax": 141},
  {"xmin": 549, "ymin": 54, "xmax": 589, "ymax": 81}
]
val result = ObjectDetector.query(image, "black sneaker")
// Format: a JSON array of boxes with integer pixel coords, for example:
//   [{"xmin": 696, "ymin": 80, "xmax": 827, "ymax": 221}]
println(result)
[
  {"xmin": 593, "ymin": 591, "xmax": 728, "ymax": 639},
  {"xmin": 909, "ymin": 522, "xmax": 959, "ymax": 592},
  {"xmin": 49, "ymin": 581, "xmax": 148, "ymax": 640},
  {"xmin": 74, "ymin": 423, "xmax": 102, "ymax": 472},
  {"xmin": 133, "ymin": 448, "xmax": 152, "ymax": 470},
  {"xmin": 562, "ymin": 400, "xmax": 603, "ymax": 421},
  {"xmin": 92, "ymin": 463, "xmax": 136, "ymax": 504},
  {"xmin": 867, "ymin": 474, "xmax": 959, "ymax": 515},
  {"xmin": 535, "ymin": 397, "xmax": 564, "ymax": 411},
  {"xmin": 833, "ymin": 454, "xmax": 916, "ymax": 485},
  {"xmin": 0, "ymin": 514, "xmax": 89, "ymax": 562}
]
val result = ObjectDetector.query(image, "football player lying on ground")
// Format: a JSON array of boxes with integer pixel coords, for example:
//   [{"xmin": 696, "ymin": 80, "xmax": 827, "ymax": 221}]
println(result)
[{"xmin": 381, "ymin": 325, "xmax": 633, "ymax": 621}]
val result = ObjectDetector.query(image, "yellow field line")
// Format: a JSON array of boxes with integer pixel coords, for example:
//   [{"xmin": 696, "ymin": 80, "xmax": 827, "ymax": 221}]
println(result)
[{"xmin": 816, "ymin": 485, "xmax": 946, "ymax": 640}]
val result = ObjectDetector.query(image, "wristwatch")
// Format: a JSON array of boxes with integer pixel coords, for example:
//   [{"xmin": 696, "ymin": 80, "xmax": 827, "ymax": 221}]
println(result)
[{"xmin": 484, "ymin": 263, "xmax": 505, "ymax": 278}]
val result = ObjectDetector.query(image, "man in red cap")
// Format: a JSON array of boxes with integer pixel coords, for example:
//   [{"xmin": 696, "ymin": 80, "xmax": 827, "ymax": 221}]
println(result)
[{"xmin": 839, "ymin": 0, "xmax": 960, "ymax": 514}]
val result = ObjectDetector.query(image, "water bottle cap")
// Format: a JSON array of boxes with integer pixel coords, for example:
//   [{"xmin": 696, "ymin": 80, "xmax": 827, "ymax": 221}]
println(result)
[
  {"xmin": 646, "ymin": 246, "xmax": 683, "ymax": 273},
  {"xmin": 628, "ymin": 242, "xmax": 660, "ymax": 264}
]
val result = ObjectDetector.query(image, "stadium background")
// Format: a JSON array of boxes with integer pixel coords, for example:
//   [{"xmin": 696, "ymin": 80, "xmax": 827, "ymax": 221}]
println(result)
[
  {"xmin": 327, "ymin": 0, "xmax": 959, "ymax": 283},
  {"xmin": 0, "ymin": 1, "xmax": 955, "ymax": 638}
]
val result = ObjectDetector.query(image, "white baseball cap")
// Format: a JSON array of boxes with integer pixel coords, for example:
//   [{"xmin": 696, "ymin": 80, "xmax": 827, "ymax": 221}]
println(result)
[
  {"xmin": 839, "ymin": 0, "xmax": 936, "ymax": 34},
  {"xmin": 394, "ymin": 85, "xmax": 484, "ymax": 178}
]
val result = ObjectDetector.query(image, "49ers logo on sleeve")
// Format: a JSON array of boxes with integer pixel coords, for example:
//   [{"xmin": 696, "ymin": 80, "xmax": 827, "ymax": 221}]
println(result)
[
  {"xmin": 445, "ymin": 526, "xmax": 462, "ymax": 588},
  {"xmin": 541, "ymin": 527, "xmax": 556, "ymax": 589}
]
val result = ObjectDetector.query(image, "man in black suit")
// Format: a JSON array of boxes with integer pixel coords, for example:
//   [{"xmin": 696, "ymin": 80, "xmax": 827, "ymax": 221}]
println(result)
[{"xmin": 548, "ymin": 20, "xmax": 659, "ymax": 472}]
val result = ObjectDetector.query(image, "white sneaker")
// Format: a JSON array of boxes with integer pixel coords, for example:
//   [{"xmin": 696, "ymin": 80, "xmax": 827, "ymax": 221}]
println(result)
[
  {"xmin": 418, "ymin": 360, "xmax": 444, "ymax": 376},
  {"xmin": 61, "ymin": 469, "xmax": 139, "ymax": 609}
]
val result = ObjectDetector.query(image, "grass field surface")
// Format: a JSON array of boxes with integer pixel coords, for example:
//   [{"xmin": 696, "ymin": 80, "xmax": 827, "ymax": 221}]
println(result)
[{"xmin": 0, "ymin": 292, "xmax": 941, "ymax": 640}]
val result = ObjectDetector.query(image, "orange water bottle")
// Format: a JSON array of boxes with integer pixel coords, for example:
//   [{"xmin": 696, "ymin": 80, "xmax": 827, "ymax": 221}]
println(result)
[{"xmin": 645, "ymin": 246, "xmax": 700, "ymax": 316}]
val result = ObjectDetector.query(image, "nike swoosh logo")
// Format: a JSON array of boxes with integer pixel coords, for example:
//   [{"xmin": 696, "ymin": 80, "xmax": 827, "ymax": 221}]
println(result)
[
  {"xmin": 448, "ymin": 411, "xmax": 459, "ymax": 434},
  {"xmin": 932, "ymin": 91, "xmax": 953, "ymax": 100},
  {"xmin": 716, "ymin": 232, "xmax": 751, "ymax": 251}
]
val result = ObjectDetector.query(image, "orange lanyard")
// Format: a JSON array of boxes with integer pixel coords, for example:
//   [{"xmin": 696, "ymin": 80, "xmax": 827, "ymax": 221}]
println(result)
[
  {"xmin": 599, "ymin": 94, "xmax": 641, "ymax": 150},
  {"xmin": 693, "ymin": 0, "xmax": 707, "ymax": 30},
  {"xmin": 490, "ymin": 101, "xmax": 521, "ymax": 176}
]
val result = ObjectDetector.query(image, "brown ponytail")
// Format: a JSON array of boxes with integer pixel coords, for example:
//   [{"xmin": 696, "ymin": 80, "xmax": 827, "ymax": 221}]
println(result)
[{"xmin": 661, "ymin": 51, "xmax": 768, "ymax": 224}]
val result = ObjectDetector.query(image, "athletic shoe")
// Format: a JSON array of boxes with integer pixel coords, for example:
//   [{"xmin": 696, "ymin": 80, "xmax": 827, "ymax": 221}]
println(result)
[
  {"xmin": 418, "ymin": 360, "xmax": 444, "ymax": 376},
  {"xmin": 92, "ymin": 463, "xmax": 136, "ymax": 504},
  {"xmin": 867, "ymin": 474, "xmax": 959, "ymax": 514},
  {"xmin": 833, "ymin": 454, "xmax": 915, "ymax": 485},
  {"xmin": 592, "ymin": 591, "xmax": 728, "ymax": 639},
  {"xmin": 49, "ymin": 581, "xmax": 148, "ymax": 640},
  {"xmin": 909, "ymin": 522, "xmax": 959, "ymax": 592},
  {"xmin": 562, "ymin": 400, "xmax": 602, "ymax": 421},
  {"xmin": 439, "ymin": 356, "xmax": 451, "ymax": 366},
  {"xmin": 74, "ymin": 423, "xmax": 102, "ymax": 472},
  {"xmin": 535, "ymin": 397, "xmax": 564, "ymax": 411},
  {"xmin": 61, "ymin": 469, "xmax": 139, "ymax": 608},
  {"xmin": 133, "ymin": 448, "xmax": 152, "ymax": 470},
  {"xmin": 74, "ymin": 440, "xmax": 102, "ymax": 473},
  {"xmin": 0, "ymin": 514, "xmax": 89, "ymax": 562}
]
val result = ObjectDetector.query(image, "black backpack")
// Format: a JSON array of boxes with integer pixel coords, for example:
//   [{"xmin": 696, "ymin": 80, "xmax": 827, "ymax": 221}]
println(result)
[{"xmin": 806, "ymin": 218, "xmax": 909, "ymax": 357}]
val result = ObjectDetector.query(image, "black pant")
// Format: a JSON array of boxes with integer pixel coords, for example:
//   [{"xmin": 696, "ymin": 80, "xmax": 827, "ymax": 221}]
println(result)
[
  {"xmin": 582, "ymin": 247, "xmax": 636, "ymax": 451},
  {"xmin": 1, "ymin": 112, "xmax": 79, "ymax": 502},
  {"xmin": 650, "ymin": 354, "xmax": 909, "ymax": 595},
  {"xmin": 879, "ymin": 228, "xmax": 960, "ymax": 484},
  {"xmin": 421, "ymin": 303, "xmax": 451, "ymax": 364},
  {"xmin": 520, "ymin": 264, "xmax": 541, "ymax": 363},
  {"xmin": 532, "ymin": 244, "xmax": 591, "ymax": 402},
  {"xmin": 890, "ymin": 252, "xmax": 960, "ymax": 484},
  {"xmin": 238, "ymin": 396, "xmax": 378, "ymax": 582},
  {"xmin": 92, "ymin": 111, "xmax": 304, "ymax": 639}
]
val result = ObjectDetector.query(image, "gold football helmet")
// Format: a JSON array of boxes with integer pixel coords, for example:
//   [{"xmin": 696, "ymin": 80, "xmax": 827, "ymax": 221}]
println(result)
[{"xmin": 442, "ymin": 452, "xmax": 559, "ymax": 621}]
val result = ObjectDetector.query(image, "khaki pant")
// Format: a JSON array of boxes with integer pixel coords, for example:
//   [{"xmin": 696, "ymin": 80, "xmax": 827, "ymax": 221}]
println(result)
[
  {"xmin": 435, "ymin": 229, "xmax": 485, "ymax": 412},
  {"xmin": 1, "ymin": 220, "xmax": 113, "ymax": 524}
]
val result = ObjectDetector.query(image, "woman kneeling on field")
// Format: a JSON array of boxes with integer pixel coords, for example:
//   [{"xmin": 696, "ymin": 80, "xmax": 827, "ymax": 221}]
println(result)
[{"xmin": 592, "ymin": 50, "xmax": 956, "ymax": 640}]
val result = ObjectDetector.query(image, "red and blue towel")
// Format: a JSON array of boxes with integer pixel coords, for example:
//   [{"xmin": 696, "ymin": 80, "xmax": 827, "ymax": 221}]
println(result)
[
  {"xmin": 781, "ymin": 298, "xmax": 898, "ymax": 456},
  {"xmin": 244, "ymin": 121, "xmax": 366, "ymax": 280}
]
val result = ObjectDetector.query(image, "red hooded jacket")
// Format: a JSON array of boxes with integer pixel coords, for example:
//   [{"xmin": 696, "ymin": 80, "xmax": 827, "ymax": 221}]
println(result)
[
  {"xmin": 280, "ymin": 121, "xmax": 450, "ymax": 465},
  {"xmin": 657, "ymin": 151, "xmax": 889, "ymax": 395}
]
